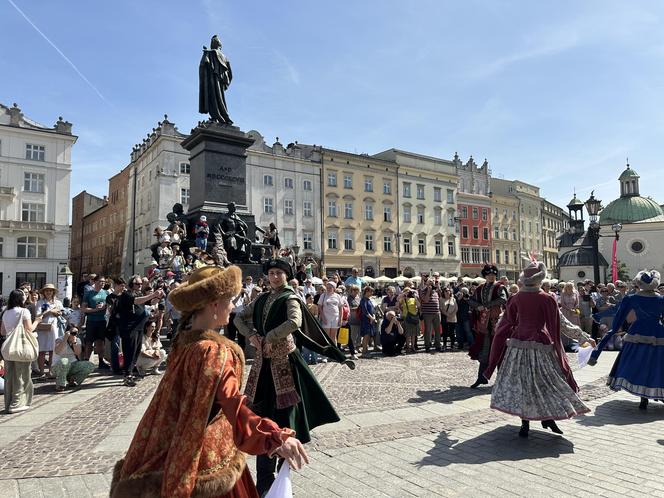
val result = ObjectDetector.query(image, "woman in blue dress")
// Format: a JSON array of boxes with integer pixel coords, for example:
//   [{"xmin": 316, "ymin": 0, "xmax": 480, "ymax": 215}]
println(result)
[
  {"xmin": 359, "ymin": 287, "xmax": 376, "ymax": 356},
  {"xmin": 589, "ymin": 270, "xmax": 664, "ymax": 409}
]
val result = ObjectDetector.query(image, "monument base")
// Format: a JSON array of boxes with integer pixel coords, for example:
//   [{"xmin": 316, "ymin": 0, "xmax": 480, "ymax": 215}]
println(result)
[{"xmin": 235, "ymin": 263, "xmax": 264, "ymax": 281}]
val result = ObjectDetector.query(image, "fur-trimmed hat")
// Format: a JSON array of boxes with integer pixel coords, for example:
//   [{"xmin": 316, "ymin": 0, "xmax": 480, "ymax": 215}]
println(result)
[
  {"xmin": 167, "ymin": 265, "xmax": 242, "ymax": 312},
  {"xmin": 633, "ymin": 269, "xmax": 661, "ymax": 292},
  {"xmin": 481, "ymin": 264, "xmax": 499, "ymax": 277},
  {"xmin": 519, "ymin": 261, "xmax": 547, "ymax": 287},
  {"xmin": 263, "ymin": 258, "xmax": 294, "ymax": 280}
]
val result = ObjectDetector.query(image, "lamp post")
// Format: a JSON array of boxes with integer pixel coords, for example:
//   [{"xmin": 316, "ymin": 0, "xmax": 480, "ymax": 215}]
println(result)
[
  {"xmin": 611, "ymin": 223, "xmax": 623, "ymax": 282},
  {"xmin": 291, "ymin": 244, "xmax": 300, "ymax": 266},
  {"xmin": 584, "ymin": 192, "xmax": 603, "ymax": 284}
]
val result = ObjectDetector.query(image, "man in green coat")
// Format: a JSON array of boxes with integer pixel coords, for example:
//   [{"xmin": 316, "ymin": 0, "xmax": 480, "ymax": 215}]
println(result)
[{"xmin": 234, "ymin": 257, "xmax": 354, "ymax": 495}]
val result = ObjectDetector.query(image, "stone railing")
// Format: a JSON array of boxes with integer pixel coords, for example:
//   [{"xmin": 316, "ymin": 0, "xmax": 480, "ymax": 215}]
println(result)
[
  {"xmin": 0, "ymin": 220, "xmax": 55, "ymax": 231},
  {"xmin": 0, "ymin": 186, "xmax": 15, "ymax": 196}
]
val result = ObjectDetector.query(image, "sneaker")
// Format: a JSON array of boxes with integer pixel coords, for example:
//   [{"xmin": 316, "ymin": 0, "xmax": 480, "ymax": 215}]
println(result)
[
  {"xmin": 123, "ymin": 376, "xmax": 137, "ymax": 387},
  {"xmin": 8, "ymin": 405, "xmax": 30, "ymax": 414}
]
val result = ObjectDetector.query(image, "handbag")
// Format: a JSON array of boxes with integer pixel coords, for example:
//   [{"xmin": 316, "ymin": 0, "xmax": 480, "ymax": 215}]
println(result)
[
  {"xmin": 338, "ymin": 326, "xmax": 349, "ymax": 345},
  {"xmin": 1, "ymin": 315, "xmax": 39, "ymax": 362},
  {"xmin": 36, "ymin": 321, "xmax": 52, "ymax": 332}
]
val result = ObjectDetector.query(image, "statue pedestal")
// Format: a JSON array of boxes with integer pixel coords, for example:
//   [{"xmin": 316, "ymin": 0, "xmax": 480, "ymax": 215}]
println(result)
[{"xmin": 181, "ymin": 122, "xmax": 260, "ymax": 265}]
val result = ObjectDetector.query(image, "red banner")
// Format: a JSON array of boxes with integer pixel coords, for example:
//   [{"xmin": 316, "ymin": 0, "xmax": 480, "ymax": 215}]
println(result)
[{"xmin": 611, "ymin": 237, "xmax": 618, "ymax": 282}]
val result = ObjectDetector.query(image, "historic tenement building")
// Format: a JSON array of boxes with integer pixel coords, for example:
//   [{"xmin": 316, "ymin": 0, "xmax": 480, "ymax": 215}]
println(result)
[
  {"xmin": 541, "ymin": 199, "xmax": 568, "ymax": 279},
  {"xmin": 0, "ymin": 103, "xmax": 75, "ymax": 294},
  {"xmin": 490, "ymin": 187, "xmax": 521, "ymax": 281}
]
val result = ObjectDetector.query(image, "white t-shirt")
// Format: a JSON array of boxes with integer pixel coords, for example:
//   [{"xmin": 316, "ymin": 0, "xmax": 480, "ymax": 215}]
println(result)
[
  {"xmin": 2, "ymin": 307, "xmax": 31, "ymax": 336},
  {"xmin": 52, "ymin": 336, "xmax": 81, "ymax": 364}
]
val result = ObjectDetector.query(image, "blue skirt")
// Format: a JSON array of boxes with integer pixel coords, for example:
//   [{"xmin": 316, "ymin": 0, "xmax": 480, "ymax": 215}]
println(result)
[{"xmin": 608, "ymin": 340, "xmax": 664, "ymax": 399}]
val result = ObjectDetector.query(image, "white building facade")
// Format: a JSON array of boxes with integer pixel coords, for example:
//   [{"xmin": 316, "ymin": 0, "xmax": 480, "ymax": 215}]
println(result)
[{"xmin": 0, "ymin": 103, "xmax": 76, "ymax": 296}]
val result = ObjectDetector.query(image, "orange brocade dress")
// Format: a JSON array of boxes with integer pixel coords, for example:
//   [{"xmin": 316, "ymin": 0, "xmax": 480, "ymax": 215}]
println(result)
[{"xmin": 110, "ymin": 329, "xmax": 294, "ymax": 498}]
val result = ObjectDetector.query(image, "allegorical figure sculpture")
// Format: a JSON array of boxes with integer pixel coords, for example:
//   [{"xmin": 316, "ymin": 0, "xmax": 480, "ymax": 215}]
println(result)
[
  {"xmin": 212, "ymin": 202, "xmax": 255, "ymax": 263},
  {"xmin": 199, "ymin": 35, "xmax": 233, "ymax": 124}
]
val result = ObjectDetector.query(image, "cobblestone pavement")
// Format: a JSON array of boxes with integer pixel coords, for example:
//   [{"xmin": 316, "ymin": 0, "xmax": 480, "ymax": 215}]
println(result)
[{"xmin": 2, "ymin": 349, "xmax": 663, "ymax": 497}]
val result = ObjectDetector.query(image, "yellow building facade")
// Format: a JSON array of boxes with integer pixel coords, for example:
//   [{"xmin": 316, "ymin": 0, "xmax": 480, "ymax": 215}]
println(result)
[
  {"xmin": 490, "ymin": 190, "xmax": 521, "ymax": 281},
  {"xmin": 321, "ymin": 148, "xmax": 399, "ymax": 277}
]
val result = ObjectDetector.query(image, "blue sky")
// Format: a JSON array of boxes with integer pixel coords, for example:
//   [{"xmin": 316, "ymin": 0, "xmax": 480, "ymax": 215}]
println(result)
[{"xmin": 3, "ymin": 0, "xmax": 664, "ymax": 211}]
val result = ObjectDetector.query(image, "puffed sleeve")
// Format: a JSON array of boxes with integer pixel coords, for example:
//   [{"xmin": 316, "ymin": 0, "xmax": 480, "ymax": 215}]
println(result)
[
  {"xmin": 216, "ymin": 347, "xmax": 294, "ymax": 456},
  {"xmin": 233, "ymin": 298, "xmax": 258, "ymax": 339},
  {"xmin": 265, "ymin": 297, "xmax": 301, "ymax": 343},
  {"xmin": 559, "ymin": 311, "xmax": 590, "ymax": 343}
]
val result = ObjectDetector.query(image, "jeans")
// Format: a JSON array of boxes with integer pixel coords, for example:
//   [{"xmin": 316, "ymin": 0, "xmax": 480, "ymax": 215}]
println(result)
[{"xmin": 456, "ymin": 321, "xmax": 473, "ymax": 349}]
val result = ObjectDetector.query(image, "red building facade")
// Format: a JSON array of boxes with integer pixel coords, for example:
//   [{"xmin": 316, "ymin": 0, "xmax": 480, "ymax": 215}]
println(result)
[{"xmin": 458, "ymin": 194, "xmax": 492, "ymax": 276}]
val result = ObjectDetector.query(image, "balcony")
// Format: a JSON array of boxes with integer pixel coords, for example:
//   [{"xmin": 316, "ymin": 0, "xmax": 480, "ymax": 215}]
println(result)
[
  {"xmin": 0, "ymin": 220, "xmax": 55, "ymax": 232},
  {"xmin": 0, "ymin": 186, "xmax": 15, "ymax": 200}
]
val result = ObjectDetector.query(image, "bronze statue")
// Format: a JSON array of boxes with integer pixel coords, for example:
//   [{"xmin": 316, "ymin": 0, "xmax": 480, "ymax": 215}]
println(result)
[
  {"xmin": 212, "ymin": 202, "xmax": 255, "ymax": 263},
  {"xmin": 199, "ymin": 35, "xmax": 233, "ymax": 125}
]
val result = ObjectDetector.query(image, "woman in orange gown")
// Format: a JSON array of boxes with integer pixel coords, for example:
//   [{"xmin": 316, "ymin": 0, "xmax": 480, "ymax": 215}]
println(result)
[{"xmin": 110, "ymin": 265, "xmax": 308, "ymax": 498}]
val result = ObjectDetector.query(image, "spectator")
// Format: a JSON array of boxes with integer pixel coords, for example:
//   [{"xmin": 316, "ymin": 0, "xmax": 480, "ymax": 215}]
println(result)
[
  {"xmin": 35, "ymin": 284, "xmax": 63, "ymax": 378},
  {"xmin": 419, "ymin": 273, "xmax": 442, "ymax": 353},
  {"xmin": 135, "ymin": 321, "xmax": 167, "ymax": 376},
  {"xmin": 51, "ymin": 326, "xmax": 94, "ymax": 392},
  {"xmin": 1, "ymin": 289, "xmax": 43, "ymax": 413},
  {"xmin": 303, "ymin": 279, "xmax": 316, "ymax": 297},
  {"xmin": 66, "ymin": 296, "xmax": 83, "ymax": 330},
  {"xmin": 164, "ymin": 281, "xmax": 182, "ymax": 340},
  {"xmin": 578, "ymin": 286, "xmax": 595, "ymax": 336},
  {"xmin": 81, "ymin": 275, "xmax": 110, "ymax": 369},
  {"xmin": 106, "ymin": 278, "xmax": 126, "ymax": 375},
  {"xmin": 508, "ymin": 284, "xmax": 519, "ymax": 298},
  {"xmin": 75, "ymin": 273, "xmax": 89, "ymax": 302},
  {"xmin": 455, "ymin": 288, "xmax": 473, "ymax": 350},
  {"xmin": 295, "ymin": 264, "xmax": 307, "ymax": 285},
  {"xmin": 380, "ymin": 311, "xmax": 405, "ymax": 356},
  {"xmin": 318, "ymin": 281, "xmax": 343, "ymax": 343},
  {"xmin": 381, "ymin": 286, "xmax": 399, "ymax": 316},
  {"xmin": 399, "ymin": 283, "xmax": 420, "ymax": 353},
  {"xmin": 359, "ymin": 286, "xmax": 376, "ymax": 356},
  {"xmin": 344, "ymin": 267, "xmax": 363, "ymax": 290},
  {"xmin": 346, "ymin": 285, "xmax": 361, "ymax": 360},
  {"xmin": 560, "ymin": 282, "xmax": 581, "ymax": 326},
  {"xmin": 440, "ymin": 287, "xmax": 457, "ymax": 350}
]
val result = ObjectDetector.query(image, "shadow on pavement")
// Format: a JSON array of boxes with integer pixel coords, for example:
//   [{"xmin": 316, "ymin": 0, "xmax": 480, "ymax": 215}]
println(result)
[
  {"xmin": 407, "ymin": 385, "xmax": 491, "ymax": 405},
  {"xmin": 417, "ymin": 425, "xmax": 574, "ymax": 468},
  {"xmin": 658, "ymin": 440, "xmax": 664, "ymax": 446},
  {"xmin": 575, "ymin": 399, "xmax": 664, "ymax": 427}
]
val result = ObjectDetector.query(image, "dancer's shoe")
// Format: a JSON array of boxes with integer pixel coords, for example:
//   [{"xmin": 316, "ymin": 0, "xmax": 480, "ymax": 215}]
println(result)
[
  {"xmin": 639, "ymin": 397, "xmax": 649, "ymax": 410},
  {"xmin": 469, "ymin": 376, "xmax": 489, "ymax": 389},
  {"xmin": 541, "ymin": 420, "xmax": 563, "ymax": 434},
  {"xmin": 519, "ymin": 420, "xmax": 529, "ymax": 438}
]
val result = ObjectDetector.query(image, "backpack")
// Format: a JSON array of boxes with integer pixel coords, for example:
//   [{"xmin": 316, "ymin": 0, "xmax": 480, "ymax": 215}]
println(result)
[{"xmin": 401, "ymin": 297, "xmax": 419, "ymax": 325}]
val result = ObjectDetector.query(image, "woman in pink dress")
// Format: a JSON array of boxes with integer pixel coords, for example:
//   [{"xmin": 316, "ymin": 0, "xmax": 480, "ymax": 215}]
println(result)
[
  {"xmin": 483, "ymin": 261, "xmax": 590, "ymax": 438},
  {"xmin": 559, "ymin": 282, "xmax": 581, "ymax": 327}
]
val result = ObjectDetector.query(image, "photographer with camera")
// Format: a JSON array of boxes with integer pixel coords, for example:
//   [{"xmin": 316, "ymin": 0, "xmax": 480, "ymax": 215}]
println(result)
[
  {"xmin": 135, "ymin": 321, "xmax": 167, "ymax": 376},
  {"xmin": 116, "ymin": 276, "xmax": 164, "ymax": 386},
  {"xmin": 51, "ymin": 326, "xmax": 95, "ymax": 392},
  {"xmin": 419, "ymin": 273, "xmax": 442, "ymax": 353}
]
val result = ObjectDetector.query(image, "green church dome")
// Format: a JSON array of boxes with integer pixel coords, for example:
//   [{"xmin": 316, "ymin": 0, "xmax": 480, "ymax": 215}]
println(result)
[
  {"xmin": 618, "ymin": 165, "xmax": 639, "ymax": 181},
  {"xmin": 599, "ymin": 195, "xmax": 664, "ymax": 224}
]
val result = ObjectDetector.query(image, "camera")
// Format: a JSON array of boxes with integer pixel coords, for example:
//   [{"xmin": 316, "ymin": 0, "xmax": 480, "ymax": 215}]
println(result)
[{"xmin": 69, "ymin": 329, "xmax": 78, "ymax": 336}]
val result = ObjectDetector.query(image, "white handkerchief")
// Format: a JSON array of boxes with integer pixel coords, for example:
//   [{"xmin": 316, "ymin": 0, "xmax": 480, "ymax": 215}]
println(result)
[
  {"xmin": 577, "ymin": 344, "xmax": 594, "ymax": 368},
  {"xmin": 265, "ymin": 462, "xmax": 292, "ymax": 498}
]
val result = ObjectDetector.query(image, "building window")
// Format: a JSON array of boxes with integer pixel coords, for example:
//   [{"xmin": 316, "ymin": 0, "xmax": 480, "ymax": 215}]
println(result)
[
  {"xmin": 481, "ymin": 248, "xmax": 490, "ymax": 262},
  {"xmin": 447, "ymin": 189, "xmax": 454, "ymax": 203},
  {"xmin": 472, "ymin": 227, "xmax": 479, "ymax": 239},
  {"xmin": 448, "ymin": 241, "xmax": 455, "ymax": 256},
  {"xmin": 383, "ymin": 206, "xmax": 392, "ymax": 222},
  {"xmin": 460, "ymin": 206, "xmax": 468, "ymax": 219},
  {"xmin": 472, "ymin": 207, "xmax": 479, "ymax": 219},
  {"xmin": 418, "ymin": 238, "xmax": 426, "ymax": 254},
  {"xmin": 284, "ymin": 199, "xmax": 294, "ymax": 215},
  {"xmin": 263, "ymin": 198, "xmax": 274, "ymax": 214},
  {"xmin": 303, "ymin": 201, "xmax": 312, "ymax": 217},
  {"xmin": 327, "ymin": 172, "xmax": 337, "ymax": 187},
  {"xmin": 21, "ymin": 202, "xmax": 45, "ymax": 222},
  {"xmin": 630, "ymin": 240, "xmax": 645, "ymax": 253},
  {"xmin": 364, "ymin": 203, "xmax": 373, "ymax": 220},
  {"xmin": 364, "ymin": 177, "xmax": 373, "ymax": 192},
  {"xmin": 461, "ymin": 247, "xmax": 470, "ymax": 263},
  {"xmin": 179, "ymin": 162, "xmax": 190, "ymax": 174},
  {"xmin": 433, "ymin": 187, "xmax": 442, "ymax": 202},
  {"xmin": 303, "ymin": 179, "xmax": 312, "ymax": 191},
  {"xmin": 284, "ymin": 177, "xmax": 294, "ymax": 189},
  {"xmin": 462, "ymin": 225, "xmax": 468, "ymax": 238},
  {"xmin": 25, "ymin": 144, "xmax": 45, "ymax": 161},
  {"xmin": 403, "ymin": 238, "xmax": 411, "ymax": 254},
  {"xmin": 448, "ymin": 214, "xmax": 455, "ymax": 227},
  {"xmin": 505, "ymin": 250, "xmax": 510, "ymax": 264},
  {"xmin": 328, "ymin": 200, "xmax": 337, "ymax": 217},
  {"xmin": 495, "ymin": 250, "xmax": 501, "ymax": 264},
  {"xmin": 343, "ymin": 174, "xmax": 353, "ymax": 189},
  {"xmin": 263, "ymin": 174, "xmax": 273, "ymax": 186},
  {"xmin": 15, "ymin": 271, "xmax": 47, "ymax": 290},
  {"xmin": 434, "ymin": 210, "xmax": 442, "ymax": 226},
  {"xmin": 471, "ymin": 247, "xmax": 481, "ymax": 264},
  {"xmin": 483, "ymin": 227, "xmax": 489, "ymax": 240},
  {"xmin": 482, "ymin": 208, "xmax": 488, "ymax": 221},
  {"xmin": 403, "ymin": 206, "xmax": 411, "ymax": 223},
  {"xmin": 344, "ymin": 230, "xmax": 354, "ymax": 250},
  {"xmin": 417, "ymin": 207, "xmax": 424, "ymax": 224},
  {"xmin": 383, "ymin": 236, "xmax": 392, "ymax": 252},
  {"xmin": 328, "ymin": 231, "xmax": 337, "ymax": 250},
  {"xmin": 503, "ymin": 228, "xmax": 509, "ymax": 239},
  {"xmin": 514, "ymin": 251, "xmax": 518, "ymax": 264},
  {"xmin": 282, "ymin": 229, "xmax": 295, "ymax": 247},
  {"xmin": 416, "ymin": 184, "xmax": 425, "ymax": 200},
  {"xmin": 435, "ymin": 240, "xmax": 442, "ymax": 255},
  {"xmin": 494, "ymin": 227, "xmax": 499, "ymax": 239},
  {"xmin": 24, "ymin": 172, "xmax": 45, "ymax": 193},
  {"xmin": 17, "ymin": 236, "xmax": 47, "ymax": 258},
  {"xmin": 365, "ymin": 234, "xmax": 374, "ymax": 251},
  {"xmin": 180, "ymin": 188, "xmax": 190, "ymax": 206},
  {"xmin": 344, "ymin": 202, "xmax": 353, "ymax": 219},
  {"xmin": 512, "ymin": 229, "xmax": 517, "ymax": 241},
  {"xmin": 383, "ymin": 180, "xmax": 391, "ymax": 195},
  {"xmin": 403, "ymin": 182, "xmax": 411, "ymax": 198},
  {"xmin": 303, "ymin": 232, "xmax": 313, "ymax": 250}
]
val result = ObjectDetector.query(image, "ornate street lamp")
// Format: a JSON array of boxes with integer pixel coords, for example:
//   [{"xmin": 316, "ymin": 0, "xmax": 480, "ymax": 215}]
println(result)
[
  {"xmin": 611, "ymin": 223, "xmax": 623, "ymax": 240},
  {"xmin": 584, "ymin": 192, "xmax": 603, "ymax": 284}
]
